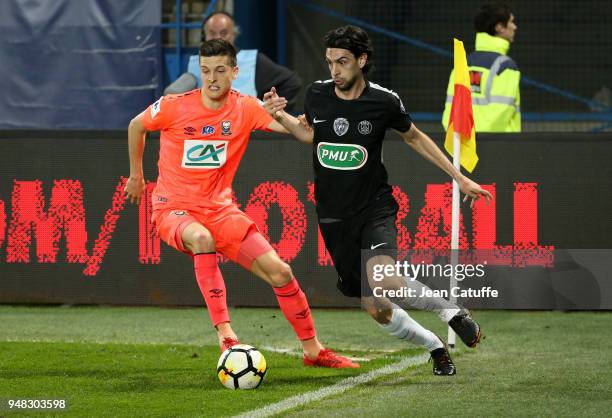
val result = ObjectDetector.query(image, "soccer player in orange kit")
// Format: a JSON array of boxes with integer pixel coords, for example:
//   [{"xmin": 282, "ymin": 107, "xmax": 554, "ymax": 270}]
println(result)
[{"xmin": 124, "ymin": 39, "xmax": 358, "ymax": 368}]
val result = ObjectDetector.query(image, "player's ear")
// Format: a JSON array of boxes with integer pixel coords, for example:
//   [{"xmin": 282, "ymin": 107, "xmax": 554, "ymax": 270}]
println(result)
[
  {"xmin": 358, "ymin": 53, "xmax": 367, "ymax": 69},
  {"xmin": 494, "ymin": 22, "xmax": 505, "ymax": 36},
  {"xmin": 232, "ymin": 65, "xmax": 239, "ymax": 80}
]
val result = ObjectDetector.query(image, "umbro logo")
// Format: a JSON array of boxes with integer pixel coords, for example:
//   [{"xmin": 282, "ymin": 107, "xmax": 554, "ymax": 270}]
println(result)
[
  {"xmin": 209, "ymin": 288, "xmax": 224, "ymax": 298},
  {"xmin": 313, "ymin": 117, "xmax": 326, "ymax": 123},
  {"xmin": 295, "ymin": 309, "xmax": 310, "ymax": 319}
]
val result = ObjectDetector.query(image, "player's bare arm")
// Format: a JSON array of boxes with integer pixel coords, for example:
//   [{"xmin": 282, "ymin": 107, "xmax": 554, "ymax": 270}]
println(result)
[
  {"xmin": 125, "ymin": 112, "xmax": 147, "ymax": 204},
  {"xmin": 399, "ymin": 124, "xmax": 492, "ymax": 207},
  {"xmin": 263, "ymin": 87, "xmax": 314, "ymax": 143}
]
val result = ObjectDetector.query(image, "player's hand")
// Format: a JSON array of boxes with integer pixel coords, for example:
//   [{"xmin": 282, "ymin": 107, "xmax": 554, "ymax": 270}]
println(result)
[
  {"xmin": 297, "ymin": 114, "xmax": 313, "ymax": 133},
  {"xmin": 263, "ymin": 87, "xmax": 287, "ymax": 120},
  {"xmin": 458, "ymin": 176, "xmax": 492, "ymax": 208},
  {"xmin": 124, "ymin": 176, "xmax": 146, "ymax": 205}
]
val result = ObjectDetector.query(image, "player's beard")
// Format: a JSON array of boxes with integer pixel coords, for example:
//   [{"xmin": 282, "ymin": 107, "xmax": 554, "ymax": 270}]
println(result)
[{"xmin": 336, "ymin": 73, "xmax": 358, "ymax": 91}]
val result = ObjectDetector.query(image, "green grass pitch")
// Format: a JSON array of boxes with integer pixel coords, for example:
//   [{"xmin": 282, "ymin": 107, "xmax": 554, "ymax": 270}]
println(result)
[{"xmin": 1, "ymin": 306, "xmax": 611, "ymax": 417}]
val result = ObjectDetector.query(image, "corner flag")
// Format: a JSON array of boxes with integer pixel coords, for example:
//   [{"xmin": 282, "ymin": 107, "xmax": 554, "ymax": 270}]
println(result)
[{"xmin": 444, "ymin": 38, "xmax": 478, "ymax": 173}]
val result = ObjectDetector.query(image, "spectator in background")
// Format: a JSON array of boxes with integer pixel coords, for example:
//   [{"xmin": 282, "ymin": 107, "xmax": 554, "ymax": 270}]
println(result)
[
  {"xmin": 442, "ymin": 4, "xmax": 520, "ymax": 132},
  {"xmin": 164, "ymin": 11, "xmax": 302, "ymax": 111}
]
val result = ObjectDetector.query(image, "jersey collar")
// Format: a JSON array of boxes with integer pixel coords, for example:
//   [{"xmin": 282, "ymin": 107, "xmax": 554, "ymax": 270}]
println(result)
[{"xmin": 330, "ymin": 78, "xmax": 369, "ymax": 101}]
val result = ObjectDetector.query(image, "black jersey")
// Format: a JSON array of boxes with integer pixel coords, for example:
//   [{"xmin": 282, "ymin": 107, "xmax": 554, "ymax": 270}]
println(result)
[{"xmin": 304, "ymin": 80, "xmax": 413, "ymax": 218}]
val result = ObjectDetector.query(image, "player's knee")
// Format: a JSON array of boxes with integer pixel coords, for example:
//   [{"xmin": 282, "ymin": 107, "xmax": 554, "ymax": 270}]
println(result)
[
  {"xmin": 189, "ymin": 229, "xmax": 215, "ymax": 253},
  {"xmin": 268, "ymin": 262, "xmax": 293, "ymax": 287}
]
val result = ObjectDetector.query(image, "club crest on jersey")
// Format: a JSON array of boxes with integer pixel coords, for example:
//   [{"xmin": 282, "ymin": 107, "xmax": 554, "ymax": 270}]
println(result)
[
  {"xmin": 317, "ymin": 142, "xmax": 367, "ymax": 170},
  {"xmin": 358, "ymin": 120, "xmax": 372, "ymax": 135},
  {"xmin": 221, "ymin": 120, "xmax": 232, "ymax": 136},
  {"xmin": 201, "ymin": 125, "xmax": 215, "ymax": 136},
  {"xmin": 182, "ymin": 140, "xmax": 228, "ymax": 169},
  {"xmin": 333, "ymin": 118, "xmax": 349, "ymax": 136}
]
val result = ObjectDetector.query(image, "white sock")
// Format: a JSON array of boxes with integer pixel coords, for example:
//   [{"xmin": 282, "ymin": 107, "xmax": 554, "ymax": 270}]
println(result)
[
  {"xmin": 394, "ymin": 278, "xmax": 461, "ymax": 323},
  {"xmin": 380, "ymin": 307, "xmax": 443, "ymax": 352},
  {"xmin": 440, "ymin": 308, "xmax": 461, "ymax": 323}
]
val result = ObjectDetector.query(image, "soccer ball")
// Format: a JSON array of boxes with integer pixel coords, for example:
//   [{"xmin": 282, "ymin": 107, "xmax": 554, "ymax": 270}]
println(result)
[{"xmin": 217, "ymin": 344, "xmax": 267, "ymax": 389}]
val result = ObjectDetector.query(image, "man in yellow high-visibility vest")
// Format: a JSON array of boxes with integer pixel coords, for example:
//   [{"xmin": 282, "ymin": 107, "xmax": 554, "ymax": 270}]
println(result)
[{"xmin": 443, "ymin": 4, "xmax": 520, "ymax": 132}]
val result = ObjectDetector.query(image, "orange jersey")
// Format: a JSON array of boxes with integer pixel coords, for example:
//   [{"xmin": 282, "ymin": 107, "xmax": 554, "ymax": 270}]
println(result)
[{"xmin": 140, "ymin": 89, "xmax": 273, "ymax": 208}]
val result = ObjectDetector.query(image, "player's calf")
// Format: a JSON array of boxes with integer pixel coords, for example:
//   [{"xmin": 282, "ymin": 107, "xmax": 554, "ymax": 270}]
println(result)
[
  {"xmin": 250, "ymin": 249, "xmax": 359, "ymax": 368},
  {"xmin": 194, "ymin": 253, "xmax": 231, "ymax": 326}
]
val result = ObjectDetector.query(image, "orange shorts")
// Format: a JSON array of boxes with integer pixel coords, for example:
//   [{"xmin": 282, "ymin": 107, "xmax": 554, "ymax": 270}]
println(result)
[{"xmin": 152, "ymin": 204, "xmax": 264, "ymax": 264}]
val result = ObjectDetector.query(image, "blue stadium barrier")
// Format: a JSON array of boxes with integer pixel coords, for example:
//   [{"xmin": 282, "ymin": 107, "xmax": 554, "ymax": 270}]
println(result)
[
  {"xmin": 288, "ymin": 0, "xmax": 612, "ymax": 125},
  {"xmin": 159, "ymin": 0, "xmax": 218, "ymax": 80}
]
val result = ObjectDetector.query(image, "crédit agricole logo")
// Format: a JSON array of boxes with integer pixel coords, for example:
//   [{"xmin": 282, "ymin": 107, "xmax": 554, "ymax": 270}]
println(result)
[{"xmin": 182, "ymin": 140, "xmax": 228, "ymax": 168}]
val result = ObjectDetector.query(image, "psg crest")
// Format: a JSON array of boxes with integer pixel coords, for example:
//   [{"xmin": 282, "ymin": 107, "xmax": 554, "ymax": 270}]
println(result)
[
  {"xmin": 333, "ymin": 118, "xmax": 349, "ymax": 136},
  {"xmin": 358, "ymin": 120, "xmax": 372, "ymax": 135}
]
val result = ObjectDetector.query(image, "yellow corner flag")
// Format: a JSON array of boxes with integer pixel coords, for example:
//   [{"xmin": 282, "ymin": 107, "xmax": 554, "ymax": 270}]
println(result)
[{"xmin": 444, "ymin": 38, "xmax": 478, "ymax": 173}]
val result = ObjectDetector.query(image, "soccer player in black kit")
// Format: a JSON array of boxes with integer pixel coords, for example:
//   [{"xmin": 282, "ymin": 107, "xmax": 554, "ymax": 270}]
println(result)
[{"xmin": 264, "ymin": 25, "xmax": 492, "ymax": 376}]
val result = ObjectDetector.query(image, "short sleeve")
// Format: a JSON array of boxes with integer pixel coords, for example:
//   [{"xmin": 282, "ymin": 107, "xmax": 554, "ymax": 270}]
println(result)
[
  {"xmin": 388, "ymin": 94, "xmax": 413, "ymax": 133},
  {"xmin": 140, "ymin": 96, "xmax": 172, "ymax": 131},
  {"xmin": 244, "ymin": 96, "xmax": 274, "ymax": 132}
]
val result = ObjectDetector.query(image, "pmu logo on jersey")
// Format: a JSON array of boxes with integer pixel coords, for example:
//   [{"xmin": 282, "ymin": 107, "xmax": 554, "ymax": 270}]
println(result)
[
  {"xmin": 182, "ymin": 140, "xmax": 228, "ymax": 168},
  {"xmin": 317, "ymin": 142, "xmax": 367, "ymax": 170}
]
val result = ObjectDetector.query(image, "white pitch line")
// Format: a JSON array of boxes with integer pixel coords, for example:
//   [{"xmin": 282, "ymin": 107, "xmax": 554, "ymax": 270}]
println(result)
[
  {"xmin": 260, "ymin": 345, "xmax": 300, "ymax": 355},
  {"xmin": 233, "ymin": 353, "xmax": 430, "ymax": 418}
]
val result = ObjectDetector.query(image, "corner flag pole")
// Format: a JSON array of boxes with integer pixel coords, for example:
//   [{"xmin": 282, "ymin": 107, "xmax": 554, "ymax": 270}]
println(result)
[
  {"xmin": 448, "ymin": 132, "xmax": 461, "ymax": 348},
  {"xmin": 444, "ymin": 38, "xmax": 478, "ymax": 348}
]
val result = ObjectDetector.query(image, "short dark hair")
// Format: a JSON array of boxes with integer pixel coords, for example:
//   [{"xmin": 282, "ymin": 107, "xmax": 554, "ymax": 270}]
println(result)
[
  {"xmin": 199, "ymin": 39, "xmax": 237, "ymax": 67},
  {"xmin": 323, "ymin": 25, "xmax": 374, "ymax": 74},
  {"xmin": 474, "ymin": 4, "xmax": 513, "ymax": 36}
]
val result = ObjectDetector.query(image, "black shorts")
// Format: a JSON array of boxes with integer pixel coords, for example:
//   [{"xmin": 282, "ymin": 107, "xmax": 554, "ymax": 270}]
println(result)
[{"xmin": 318, "ymin": 192, "xmax": 398, "ymax": 298}]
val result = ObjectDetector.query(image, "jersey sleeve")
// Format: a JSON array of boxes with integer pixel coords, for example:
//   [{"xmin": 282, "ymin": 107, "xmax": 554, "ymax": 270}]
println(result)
[
  {"xmin": 244, "ymin": 96, "xmax": 274, "ymax": 132},
  {"xmin": 140, "ymin": 96, "xmax": 173, "ymax": 131},
  {"xmin": 388, "ymin": 94, "xmax": 413, "ymax": 133}
]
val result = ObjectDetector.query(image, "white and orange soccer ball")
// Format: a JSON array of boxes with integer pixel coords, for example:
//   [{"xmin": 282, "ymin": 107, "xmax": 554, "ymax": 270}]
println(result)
[{"xmin": 217, "ymin": 344, "xmax": 267, "ymax": 390}]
